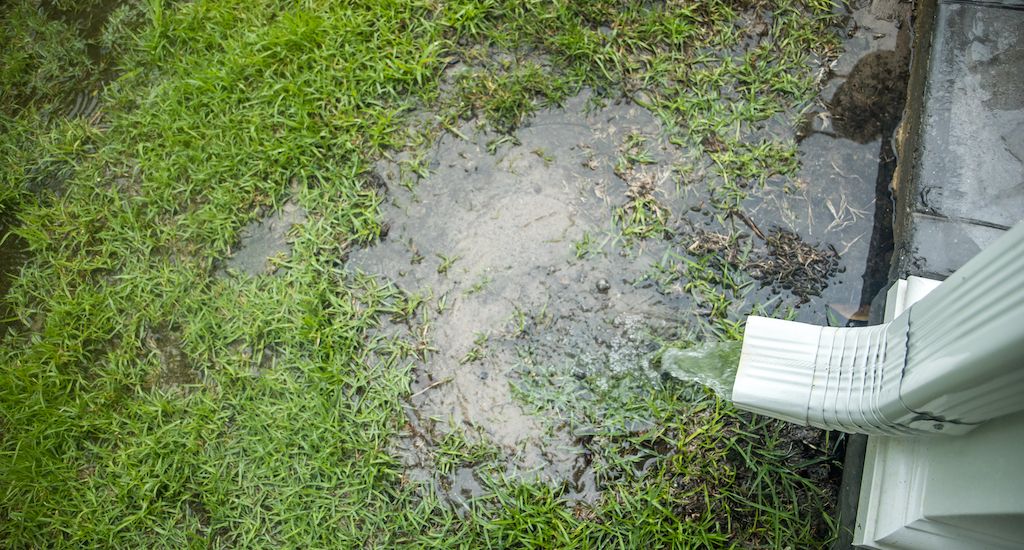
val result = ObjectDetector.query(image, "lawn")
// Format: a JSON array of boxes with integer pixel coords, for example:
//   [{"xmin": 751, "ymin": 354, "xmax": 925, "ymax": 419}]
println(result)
[{"xmin": 2, "ymin": 0, "xmax": 841, "ymax": 546}]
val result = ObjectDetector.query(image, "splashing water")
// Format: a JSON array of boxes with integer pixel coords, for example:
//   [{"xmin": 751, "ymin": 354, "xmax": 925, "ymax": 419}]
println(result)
[{"xmin": 661, "ymin": 341, "xmax": 743, "ymax": 400}]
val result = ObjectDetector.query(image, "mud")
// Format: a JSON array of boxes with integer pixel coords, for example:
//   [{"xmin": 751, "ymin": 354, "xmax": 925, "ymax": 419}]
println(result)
[
  {"xmin": 222, "ymin": 201, "xmax": 307, "ymax": 277},
  {"xmin": 346, "ymin": 0, "xmax": 910, "ymax": 505},
  {"xmin": 351, "ymin": 93, "xmax": 689, "ymax": 503},
  {"xmin": 42, "ymin": 0, "xmax": 125, "ymax": 64},
  {"xmin": 143, "ymin": 325, "xmax": 201, "ymax": 393}
]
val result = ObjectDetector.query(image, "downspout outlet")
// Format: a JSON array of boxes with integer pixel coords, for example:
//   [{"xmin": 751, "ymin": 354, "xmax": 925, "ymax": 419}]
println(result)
[{"xmin": 732, "ymin": 222, "xmax": 1024, "ymax": 436}]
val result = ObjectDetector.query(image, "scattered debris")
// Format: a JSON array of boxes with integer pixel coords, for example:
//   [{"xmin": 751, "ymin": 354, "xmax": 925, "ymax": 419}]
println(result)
[
  {"xmin": 685, "ymin": 226, "xmax": 841, "ymax": 302},
  {"xmin": 749, "ymin": 229, "xmax": 840, "ymax": 301}
]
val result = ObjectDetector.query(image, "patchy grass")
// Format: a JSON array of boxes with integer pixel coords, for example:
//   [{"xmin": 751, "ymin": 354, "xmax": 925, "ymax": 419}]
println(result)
[
  {"xmin": 495, "ymin": 384, "xmax": 838, "ymax": 547},
  {"xmin": 434, "ymin": 428, "xmax": 500, "ymax": 478},
  {"xmin": 1, "ymin": 0, "xmax": 841, "ymax": 546},
  {"xmin": 461, "ymin": 331, "xmax": 490, "ymax": 364}
]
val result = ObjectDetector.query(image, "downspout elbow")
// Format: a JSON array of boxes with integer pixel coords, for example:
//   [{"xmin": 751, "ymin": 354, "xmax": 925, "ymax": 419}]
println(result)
[
  {"xmin": 732, "ymin": 222, "xmax": 1024, "ymax": 436},
  {"xmin": 733, "ymin": 315, "xmax": 929, "ymax": 436}
]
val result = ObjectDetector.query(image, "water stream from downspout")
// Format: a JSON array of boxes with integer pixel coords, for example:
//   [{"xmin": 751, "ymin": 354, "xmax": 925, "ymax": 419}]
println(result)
[{"xmin": 661, "ymin": 341, "xmax": 743, "ymax": 400}]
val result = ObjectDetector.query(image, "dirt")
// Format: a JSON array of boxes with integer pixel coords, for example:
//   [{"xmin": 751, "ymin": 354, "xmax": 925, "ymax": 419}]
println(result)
[
  {"xmin": 684, "ymin": 227, "xmax": 841, "ymax": 302},
  {"xmin": 754, "ymin": 229, "xmax": 841, "ymax": 300},
  {"xmin": 222, "ymin": 200, "xmax": 308, "ymax": 276},
  {"xmin": 143, "ymin": 325, "xmax": 201, "ymax": 393},
  {"xmin": 341, "ymin": 0, "xmax": 912, "ymax": 504},
  {"xmin": 349, "ymin": 93, "xmax": 689, "ymax": 503}
]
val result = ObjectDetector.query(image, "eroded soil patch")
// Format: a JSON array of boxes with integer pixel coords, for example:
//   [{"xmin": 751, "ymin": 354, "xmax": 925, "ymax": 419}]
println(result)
[
  {"xmin": 143, "ymin": 325, "xmax": 201, "ymax": 393},
  {"xmin": 348, "ymin": 0, "xmax": 910, "ymax": 511},
  {"xmin": 351, "ymin": 93, "xmax": 686, "ymax": 502}
]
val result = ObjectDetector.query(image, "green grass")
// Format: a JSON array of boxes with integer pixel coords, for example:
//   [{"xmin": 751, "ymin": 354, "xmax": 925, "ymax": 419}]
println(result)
[
  {"xmin": 436, "ymin": 253, "xmax": 460, "ymax": 275},
  {"xmin": 1, "ymin": 0, "xmax": 841, "ymax": 546},
  {"xmin": 434, "ymin": 428, "xmax": 500, "ymax": 478},
  {"xmin": 510, "ymin": 359, "xmax": 838, "ymax": 547},
  {"xmin": 461, "ymin": 331, "xmax": 489, "ymax": 364}
]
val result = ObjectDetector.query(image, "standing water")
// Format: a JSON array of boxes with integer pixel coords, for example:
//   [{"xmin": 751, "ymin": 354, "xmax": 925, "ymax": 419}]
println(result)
[
  {"xmin": 346, "ymin": 0, "xmax": 907, "ymax": 507},
  {"xmin": 661, "ymin": 342, "xmax": 743, "ymax": 400}
]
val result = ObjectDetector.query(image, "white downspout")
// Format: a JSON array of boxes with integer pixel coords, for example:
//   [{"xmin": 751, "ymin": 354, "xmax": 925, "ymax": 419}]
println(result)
[{"xmin": 732, "ymin": 222, "xmax": 1024, "ymax": 436}]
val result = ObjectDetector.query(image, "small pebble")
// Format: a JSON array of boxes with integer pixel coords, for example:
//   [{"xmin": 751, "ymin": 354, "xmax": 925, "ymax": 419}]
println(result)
[{"xmin": 595, "ymin": 278, "xmax": 611, "ymax": 293}]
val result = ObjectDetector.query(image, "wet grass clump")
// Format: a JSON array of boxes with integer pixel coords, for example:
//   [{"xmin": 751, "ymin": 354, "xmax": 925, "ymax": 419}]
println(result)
[
  {"xmin": 475, "ymin": 391, "xmax": 839, "ymax": 548},
  {"xmin": 2, "ymin": 0, "xmax": 842, "ymax": 546}
]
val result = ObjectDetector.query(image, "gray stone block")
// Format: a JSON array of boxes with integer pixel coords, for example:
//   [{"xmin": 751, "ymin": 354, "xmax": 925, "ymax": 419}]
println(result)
[{"xmin": 913, "ymin": 2, "xmax": 1024, "ymax": 230}]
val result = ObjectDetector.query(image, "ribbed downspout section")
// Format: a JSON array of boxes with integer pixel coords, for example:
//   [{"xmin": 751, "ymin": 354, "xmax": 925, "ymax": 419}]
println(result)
[
  {"xmin": 734, "ymin": 316, "xmax": 920, "ymax": 435},
  {"xmin": 733, "ymin": 222, "xmax": 1024, "ymax": 436}
]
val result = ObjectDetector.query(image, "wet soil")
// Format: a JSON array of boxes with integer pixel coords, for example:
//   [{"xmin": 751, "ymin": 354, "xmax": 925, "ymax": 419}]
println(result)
[
  {"xmin": 0, "ymin": 216, "xmax": 29, "ymax": 333},
  {"xmin": 1, "ymin": 0, "xmax": 130, "ymax": 320},
  {"xmin": 222, "ymin": 201, "xmax": 308, "ymax": 276},
  {"xmin": 41, "ymin": 0, "xmax": 125, "ymax": 66},
  {"xmin": 143, "ymin": 325, "xmax": 201, "ymax": 393},
  {"xmin": 345, "ymin": 0, "xmax": 911, "ymax": 504}
]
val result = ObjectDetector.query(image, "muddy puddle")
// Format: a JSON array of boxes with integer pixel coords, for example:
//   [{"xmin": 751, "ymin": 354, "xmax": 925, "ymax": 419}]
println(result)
[
  {"xmin": 19, "ymin": 0, "xmax": 140, "ymax": 139},
  {"xmin": 351, "ymin": 93, "xmax": 686, "ymax": 503},
  {"xmin": 784, "ymin": 1, "xmax": 911, "ymax": 317},
  {"xmin": 347, "ymin": 0, "xmax": 910, "ymax": 505},
  {"xmin": 41, "ymin": 0, "xmax": 126, "ymax": 69}
]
